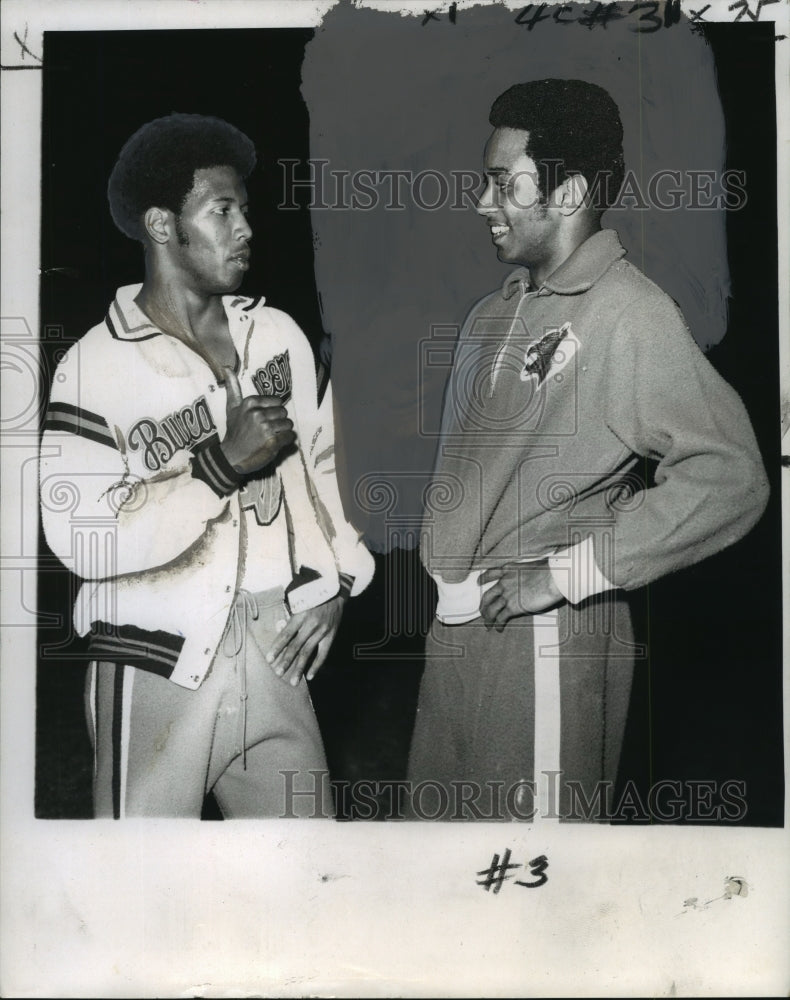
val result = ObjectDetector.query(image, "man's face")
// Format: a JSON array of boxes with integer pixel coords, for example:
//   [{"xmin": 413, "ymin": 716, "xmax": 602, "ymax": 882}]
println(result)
[
  {"xmin": 476, "ymin": 127, "xmax": 558, "ymax": 268},
  {"xmin": 169, "ymin": 164, "xmax": 252, "ymax": 295}
]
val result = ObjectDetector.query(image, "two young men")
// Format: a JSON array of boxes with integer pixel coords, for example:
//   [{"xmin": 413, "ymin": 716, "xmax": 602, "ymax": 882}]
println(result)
[
  {"xmin": 42, "ymin": 79, "xmax": 768, "ymax": 821},
  {"xmin": 40, "ymin": 115, "xmax": 373, "ymax": 817}
]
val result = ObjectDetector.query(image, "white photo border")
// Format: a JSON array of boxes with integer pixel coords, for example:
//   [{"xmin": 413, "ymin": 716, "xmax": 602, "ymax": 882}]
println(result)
[{"xmin": 1, "ymin": 1, "xmax": 788, "ymax": 996}]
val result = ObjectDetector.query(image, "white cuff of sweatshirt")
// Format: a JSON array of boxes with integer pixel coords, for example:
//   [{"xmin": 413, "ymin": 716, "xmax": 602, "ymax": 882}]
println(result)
[
  {"xmin": 433, "ymin": 571, "xmax": 496, "ymax": 625},
  {"xmin": 548, "ymin": 536, "xmax": 615, "ymax": 605},
  {"xmin": 433, "ymin": 538, "xmax": 614, "ymax": 623}
]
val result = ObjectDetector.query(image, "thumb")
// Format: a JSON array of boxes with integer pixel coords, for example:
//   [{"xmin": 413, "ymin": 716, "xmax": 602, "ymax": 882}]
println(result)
[{"xmin": 224, "ymin": 367, "xmax": 244, "ymax": 414}]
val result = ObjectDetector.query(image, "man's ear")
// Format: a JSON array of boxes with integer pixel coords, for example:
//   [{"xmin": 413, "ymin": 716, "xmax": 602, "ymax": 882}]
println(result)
[
  {"xmin": 142, "ymin": 206, "xmax": 172, "ymax": 245},
  {"xmin": 557, "ymin": 173, "xmax": 589, "ymax": 216}
]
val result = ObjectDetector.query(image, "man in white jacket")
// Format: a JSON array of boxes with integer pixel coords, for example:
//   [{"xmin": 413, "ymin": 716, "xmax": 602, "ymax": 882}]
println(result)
[{"xmin": 40, "ymin": 113, "xmax": 374, "ymax": 818}]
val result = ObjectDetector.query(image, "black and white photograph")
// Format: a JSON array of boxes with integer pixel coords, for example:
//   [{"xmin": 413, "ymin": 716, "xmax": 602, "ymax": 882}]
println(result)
[{"xmin": 1, "ymin": 0, "xmax": 788, "ymax": 995}]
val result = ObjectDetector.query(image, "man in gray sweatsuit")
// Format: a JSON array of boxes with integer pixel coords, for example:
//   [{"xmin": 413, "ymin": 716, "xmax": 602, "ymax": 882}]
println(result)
[{"xmin": 408, "ymin": 80, "xmax": 768, "ymax": 821}]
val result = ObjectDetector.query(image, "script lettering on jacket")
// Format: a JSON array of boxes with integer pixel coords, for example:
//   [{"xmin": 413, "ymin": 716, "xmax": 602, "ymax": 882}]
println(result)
[
  {"xmin": 252, "ymin": 351, "xmax": 292, "ymax": 402},
  {"xmin": 127, "ymin": 395, "xmax": 217, "ymax": 471}
]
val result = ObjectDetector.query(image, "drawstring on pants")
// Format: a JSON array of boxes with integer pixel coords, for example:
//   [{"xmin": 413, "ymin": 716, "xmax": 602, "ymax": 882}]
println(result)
[{"xmin": 222, "ymin": 589, "xmax": 259, "ymax": 769}]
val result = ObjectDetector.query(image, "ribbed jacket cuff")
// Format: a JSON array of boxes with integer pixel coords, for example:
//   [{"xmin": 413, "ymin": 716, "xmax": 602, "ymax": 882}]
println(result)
[
  {"xmin": 190, "ymin": 438, "xmax": 244, "ymax": 498},
  {"xmin": 548, "ymin": 536, "xmax": 616, "ymax": 605}
]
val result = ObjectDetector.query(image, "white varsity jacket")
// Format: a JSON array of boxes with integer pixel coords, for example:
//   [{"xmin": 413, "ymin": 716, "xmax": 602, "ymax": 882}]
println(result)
[{"xmin": 40, "ymin": 285, "xmax": 374, "ymax": 689}]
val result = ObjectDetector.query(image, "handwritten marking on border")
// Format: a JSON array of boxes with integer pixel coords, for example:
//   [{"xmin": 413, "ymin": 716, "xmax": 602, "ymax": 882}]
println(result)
[
  {"xmin": 1, "ymin": 23, "xmax": 43, "ymax": 70},
  {"xmin": 477, "ymin": 848, "xmax": 549, "ymax": 893}
]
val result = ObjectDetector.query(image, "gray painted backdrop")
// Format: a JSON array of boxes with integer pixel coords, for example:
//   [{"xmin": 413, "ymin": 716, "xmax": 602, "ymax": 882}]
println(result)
[{"xmin": 301, "ymin": 5, "xmax": 726, "ymax": 549}]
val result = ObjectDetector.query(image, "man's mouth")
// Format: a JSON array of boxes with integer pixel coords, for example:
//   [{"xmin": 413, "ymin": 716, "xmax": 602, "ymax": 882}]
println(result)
[
  {"xmin": 490, "ymin": 224, "xmax": 510, "ymax": 242},
  {"xmin": 228, "ymin": 250, "xmax": 251, "ymax": 269}
]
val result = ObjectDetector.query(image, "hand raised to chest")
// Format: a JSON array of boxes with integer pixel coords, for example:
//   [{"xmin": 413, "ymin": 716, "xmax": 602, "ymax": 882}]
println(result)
[{"xmin": 220, "ymin": 368, "xmax": 296, "ymax": 475}]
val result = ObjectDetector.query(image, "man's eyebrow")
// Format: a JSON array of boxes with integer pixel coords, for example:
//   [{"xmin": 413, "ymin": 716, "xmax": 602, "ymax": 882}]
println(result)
[
  {"xmin": 208, "ymin": 195, "xmax": 249, "ymax": 207},
  {"xmin": 485, "ymin": 167, "xmax": 509, "ymax": 176}
]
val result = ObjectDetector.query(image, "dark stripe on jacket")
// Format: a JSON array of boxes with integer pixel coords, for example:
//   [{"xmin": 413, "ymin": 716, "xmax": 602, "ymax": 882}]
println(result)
[
  {"xmin": 106, "ymin": 310, "xmax": 161, "ymax": 342},
  {"xmin": 112, "ymin": 665, "xmax": 124, "ymax": 819},
  {"xmin": 87, "ymin": 622, "xmax": 184, "ymax": 680},
  {"xmin": 190, "ymin": 436, "xmax": 243, "ymax": 498},
  {"xmin": 43, "ymin": 402, "xmax": 118, "ymax": 449}
]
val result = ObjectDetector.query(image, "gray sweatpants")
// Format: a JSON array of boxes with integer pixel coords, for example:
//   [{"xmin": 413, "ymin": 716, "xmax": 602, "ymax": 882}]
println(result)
[
  {"xmin": 407, "ymin": 593, "xmax": 636, "ymax": 821},
  {"xmin": 85, "ymin": 588, "xmax": 332, "ymax": 819}
]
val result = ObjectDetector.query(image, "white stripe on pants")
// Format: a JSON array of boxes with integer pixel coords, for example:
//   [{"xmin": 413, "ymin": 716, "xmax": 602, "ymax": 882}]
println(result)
[
  {"xmin": 85, "ymin": 588, "xmax": 332, "ymax": 818},
  {"xmin": 532, "ymin": 610, "xmax": 561, "ymax": 824}
]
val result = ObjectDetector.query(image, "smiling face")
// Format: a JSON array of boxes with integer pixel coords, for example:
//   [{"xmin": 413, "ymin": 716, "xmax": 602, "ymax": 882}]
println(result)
[
  {"xmin": 167, "ymin": 164, "xmax": 252, "ymax": 296},
  {"xmin": 476, "ymin": 127, "xmax": 560, "ymax": 271}
]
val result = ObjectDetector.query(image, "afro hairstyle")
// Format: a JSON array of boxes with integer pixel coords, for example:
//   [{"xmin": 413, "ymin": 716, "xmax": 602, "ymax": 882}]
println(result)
[{"xmin": 107, "ymin": 113, "xmax": 257, "ymax": 241}]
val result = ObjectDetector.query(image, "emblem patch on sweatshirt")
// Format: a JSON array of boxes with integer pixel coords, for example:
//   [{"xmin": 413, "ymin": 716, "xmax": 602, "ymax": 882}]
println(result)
[
  {"xmin": 252, "ymin": 351, "xmax": 292, "ymax": 403},
  {"xmin": 127, "ymin": 395, "xmax": 217, "ymax": 471},
  {"xmin": 521, "ymin": 322, "xmax": 579, "ymax": 386}
]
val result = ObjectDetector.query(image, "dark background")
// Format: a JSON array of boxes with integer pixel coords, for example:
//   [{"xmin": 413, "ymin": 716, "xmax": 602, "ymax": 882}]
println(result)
[{"xmin": 37, "ymin": 23, "xmax": 783, "ymax": 823}]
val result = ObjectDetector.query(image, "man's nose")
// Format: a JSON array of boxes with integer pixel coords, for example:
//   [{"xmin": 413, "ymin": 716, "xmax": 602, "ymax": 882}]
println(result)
[
  {"xmin": 475, "ymin": 181, "xmax": 496, "ymax": 216},
  {"xmin": 236, "ymin": 214, "xmax": 252, "ymax": 241}
]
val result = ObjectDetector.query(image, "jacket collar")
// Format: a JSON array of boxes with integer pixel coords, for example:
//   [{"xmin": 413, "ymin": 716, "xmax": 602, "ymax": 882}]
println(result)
[
  {"xmin": 106, "ymin": 284, "xmax": 265, "ymax": 342},
  {"xmin": 501, "ymin": 229, "xmax": 626, "ymax": 300},
  {"xmin": 501, "ymin": 267, "xmax": 531, "ymax": 300},
  {"xmin": 106, "ymin": 284, "xmax": 160, "ymax": 341}
]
